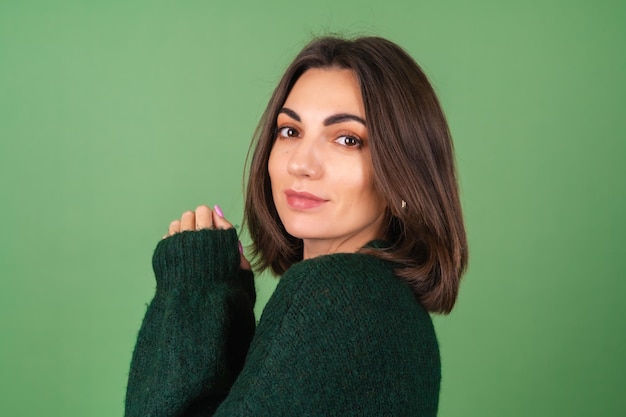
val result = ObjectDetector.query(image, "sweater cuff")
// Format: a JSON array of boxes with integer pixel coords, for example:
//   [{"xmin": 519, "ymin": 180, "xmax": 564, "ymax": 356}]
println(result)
[{"xmin": 151, "ymin": 228, "xmax": 241, "ymax": 292}]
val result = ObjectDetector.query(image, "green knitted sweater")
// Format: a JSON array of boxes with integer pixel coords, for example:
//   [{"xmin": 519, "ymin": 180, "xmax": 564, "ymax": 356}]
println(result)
[{"xmin": 125, "ymin": 228, "xmax": 440, "ymax": 416}]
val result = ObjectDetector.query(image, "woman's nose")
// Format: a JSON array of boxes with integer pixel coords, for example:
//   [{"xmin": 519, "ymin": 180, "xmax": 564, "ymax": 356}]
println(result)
[{"xmin": 287, "ymin": 136, "xmax": 322, "ymax": 179}]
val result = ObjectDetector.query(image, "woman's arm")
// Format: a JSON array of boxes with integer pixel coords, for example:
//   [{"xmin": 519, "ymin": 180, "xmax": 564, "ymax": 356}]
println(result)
[{"xmin": 125, "ymin": 207, "xmax": 256, "ymax": 417}]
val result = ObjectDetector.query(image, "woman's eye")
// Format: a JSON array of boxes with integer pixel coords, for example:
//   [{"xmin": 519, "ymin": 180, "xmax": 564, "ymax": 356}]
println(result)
[
  {"xmin": 277, "ymin": 127, "xmax": 299, "ymax": 138},
  {"xmin": 335, "ymin": 135, "xmax": 362, "ymax": 148}
]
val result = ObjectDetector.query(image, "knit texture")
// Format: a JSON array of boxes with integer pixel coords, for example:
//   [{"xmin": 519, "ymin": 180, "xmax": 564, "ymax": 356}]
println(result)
[{"xmin": 125, "ymin": 229, "xmax": 440, "ymax": 416}]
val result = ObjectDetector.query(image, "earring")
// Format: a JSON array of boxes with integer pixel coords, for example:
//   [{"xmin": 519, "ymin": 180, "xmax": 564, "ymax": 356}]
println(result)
[{"xmin": 401, "ymin": 200, "xmax": 407, "ymax": 208}]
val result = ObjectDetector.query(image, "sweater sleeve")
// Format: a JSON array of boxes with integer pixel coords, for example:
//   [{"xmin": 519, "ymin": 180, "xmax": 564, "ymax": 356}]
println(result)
[
  {"xmin": 124, "ymin": 229, "xmax": 256, "ymax": 417},
  {"xmin": 213, "ymin": 253, "xmax": 440, "ymax": 417}
]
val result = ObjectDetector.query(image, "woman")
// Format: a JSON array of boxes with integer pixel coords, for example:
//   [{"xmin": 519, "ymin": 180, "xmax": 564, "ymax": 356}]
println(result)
[{"xmin": 125, "ymin": 36, "xmax": 467, "ymax": 416}]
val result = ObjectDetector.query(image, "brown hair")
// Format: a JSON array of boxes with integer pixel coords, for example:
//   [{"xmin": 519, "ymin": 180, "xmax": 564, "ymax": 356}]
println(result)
[{"xmin": 244, "ymin": 36, "xmax": 468, "ymax": 314}]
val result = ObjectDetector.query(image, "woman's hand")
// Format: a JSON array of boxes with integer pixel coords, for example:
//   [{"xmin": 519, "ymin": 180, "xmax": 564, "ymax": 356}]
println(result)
[{"xmin": 165, "ymin": 205, "xmax": 251, "ymax": 270}]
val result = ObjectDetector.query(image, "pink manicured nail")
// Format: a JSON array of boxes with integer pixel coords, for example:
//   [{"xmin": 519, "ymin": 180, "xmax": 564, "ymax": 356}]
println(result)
[
  {"xmin": 238, "ymin": 241, "xmax": 243, "ymax": 254},
  {"xmin": 214, "ymin": 205, "xmax": 224, "ymax": 218}
]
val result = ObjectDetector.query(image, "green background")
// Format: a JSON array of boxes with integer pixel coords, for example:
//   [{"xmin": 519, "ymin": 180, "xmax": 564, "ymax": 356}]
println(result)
[{"xmin": 1, "ymin": 0, "xmax": 624, "ymax": 415}]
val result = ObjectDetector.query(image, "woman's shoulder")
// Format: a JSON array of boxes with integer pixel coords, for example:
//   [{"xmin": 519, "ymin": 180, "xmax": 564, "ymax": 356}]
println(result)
[
  {"xmin": 267, "ymin": 251, "xmax": 435, "ymax": 334},
  {"xmin": 254, "ymin": 251, "xmax": 440, "ymax": 392},
  {"xmin": 226, "ymin": 252, "xmax": 440, "ymax": 416}
]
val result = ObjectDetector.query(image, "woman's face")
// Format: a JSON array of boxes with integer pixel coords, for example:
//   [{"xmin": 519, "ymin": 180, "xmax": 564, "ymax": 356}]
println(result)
[{"xmin": 268, "ymin": 68, "xmax": 387, "ymax": 258}]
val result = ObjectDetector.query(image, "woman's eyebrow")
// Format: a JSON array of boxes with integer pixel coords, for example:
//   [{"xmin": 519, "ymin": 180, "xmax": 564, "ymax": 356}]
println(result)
[
  {"xmin": 323, "ymin": 113, "xmax": 366, "ymax": 127},
  {"xmin": 278, "ymin": 108, "xmax": 300, "ymax": 121},
  {"xmin": 278, "ymin": 107, "xmax": 366, "ymax": 126}
]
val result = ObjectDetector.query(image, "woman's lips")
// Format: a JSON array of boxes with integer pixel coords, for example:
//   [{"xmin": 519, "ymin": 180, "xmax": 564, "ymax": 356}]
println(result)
[{"xmin": 284, "ymin": 189, "xmax": 328, "ymax": 209}]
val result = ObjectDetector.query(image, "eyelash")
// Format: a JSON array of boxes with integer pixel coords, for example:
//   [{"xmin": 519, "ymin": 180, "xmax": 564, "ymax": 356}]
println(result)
[{"xmin": 276, "ymin": 126, "xmax": 363, "ymax": 148}]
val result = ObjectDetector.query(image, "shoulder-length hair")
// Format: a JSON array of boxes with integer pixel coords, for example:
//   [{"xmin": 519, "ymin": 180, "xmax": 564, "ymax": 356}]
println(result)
[{"xmin": 244, "ymin": 36, "xmax": 468, "ymax": 314}]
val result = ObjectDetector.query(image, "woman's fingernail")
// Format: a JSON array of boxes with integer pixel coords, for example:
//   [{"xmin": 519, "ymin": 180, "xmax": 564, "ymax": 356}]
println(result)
[
  {"xmin": 238, "ymin": 240, "xmax": 243, "ymax": 254},
  {"xmin": 214, "ymin": 204, "xmax": 224, "ymax": 218}
]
